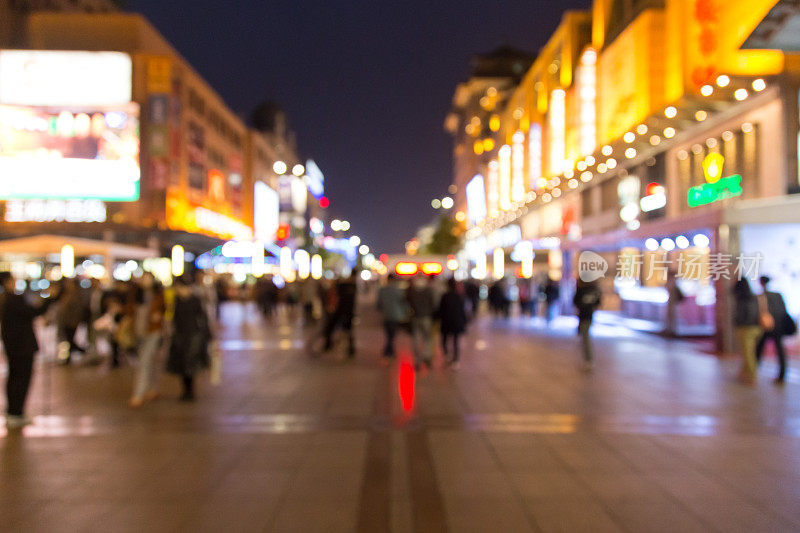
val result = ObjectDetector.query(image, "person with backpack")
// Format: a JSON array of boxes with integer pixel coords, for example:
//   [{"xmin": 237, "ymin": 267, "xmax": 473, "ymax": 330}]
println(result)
[
  {"xmin": 732, "ymin": 279, "xmax": 762, "ymax": 386},
  {"xmin": 438, "ymin": 278, "xmax": 468, "ymax": 369},
  {"xmin": 573, "ymin": 277, "xmax": 602, "ymax": 372},
  {"xmin": 755, "ymin": 276, "xmax": 796, "ymax": 385}
]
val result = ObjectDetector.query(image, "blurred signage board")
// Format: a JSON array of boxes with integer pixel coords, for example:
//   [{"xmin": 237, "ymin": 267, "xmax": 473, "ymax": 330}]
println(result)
[
  {"xmin": 254, "ymin": 181, "xmax": 279, "ymax": 243},
  {"xmin": 166, "ymin": 188, "xmax": 252, "ymax": 240},
  {"xmin": 0, "ymin": 104, "xmax": 141, "ymax": 200},
  {"xmin": 304, "ymin": 159, "xmax": 324, "ymax": 199},
  {"xmin": 4, "ymin": 199, "xmax": 107, "ymax": 223},
  {"xmin": 0, "ymin": 50, "xmax": 132, "ymax": 107},
  {"xmin": 466, "ymin": 174, "xmax": 487, "ymax": 224}
]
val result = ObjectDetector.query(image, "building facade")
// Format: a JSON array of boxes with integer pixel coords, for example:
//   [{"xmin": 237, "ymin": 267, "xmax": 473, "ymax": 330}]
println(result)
[{"xmin": 448, "ymin": 0, "xmax": 800, "ymax": 349}]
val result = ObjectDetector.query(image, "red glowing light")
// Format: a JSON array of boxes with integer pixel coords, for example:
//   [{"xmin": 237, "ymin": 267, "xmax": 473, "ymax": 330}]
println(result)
[
  {"xmin": 379, "ymin": 253, "xmax": 388, "ymax": 264},
  {"xmin": 646, "ymin": 182, "xmax": 664, "ymax": 196},
  {"xmin": 398, "ymin": 358, "xmax": 415, "ymax": 413},
  {"xmin": 276, "ymin": 224, "xmax": 290, "ymax": 241},
  {"xmin": 420, "ymin": 262, "xmax": 443, "ymax": 276},
  {"xmin": 319, "ymin": 196, "xmax": 329, "ymax": 208},
  {"xmin": 395, "ymin": 262, "xmax": 418, "ymax": 276}
]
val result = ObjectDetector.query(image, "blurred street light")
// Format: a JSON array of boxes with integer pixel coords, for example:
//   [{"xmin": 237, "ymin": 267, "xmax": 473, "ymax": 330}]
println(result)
[
  {"xmin": 273, "ymin": 161, "xmax": 287, "ymax": 174},
  {"xmin": 441, "ymin": 197, "xmax": 454, "ymax": 209}
]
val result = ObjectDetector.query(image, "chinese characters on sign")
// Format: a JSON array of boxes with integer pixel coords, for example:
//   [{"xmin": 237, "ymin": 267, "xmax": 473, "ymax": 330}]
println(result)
[
  {"xmin": 615, "ymin": 252, "xmax": 763, "ymax": 281},
  {"xmin": 4, "ymin": 199, "xmax": 107, "ymax": 223}
]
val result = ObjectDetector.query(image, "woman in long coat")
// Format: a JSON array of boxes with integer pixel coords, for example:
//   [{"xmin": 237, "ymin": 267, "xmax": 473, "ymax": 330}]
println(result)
[
  {"xmin": 438, "ymin": 278, "xmax": 468, "ymax": 368},
  {"xmin": 167, "ymin": 276, "xmax": 211, "ymax": 401}
]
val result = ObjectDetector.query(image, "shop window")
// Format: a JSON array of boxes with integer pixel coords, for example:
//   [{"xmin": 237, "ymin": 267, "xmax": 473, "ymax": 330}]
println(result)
[
  {"xmin": 582, "ymin": 187, "xmax": 594, "ymax": 218},
  {"xmin": 601, "ymin": 177, "xmax": 618, "ymax": 212}
]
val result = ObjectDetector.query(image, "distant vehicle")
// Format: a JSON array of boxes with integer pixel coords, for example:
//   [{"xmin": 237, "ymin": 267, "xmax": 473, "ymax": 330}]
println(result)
[{"xmin": 382, "ymin": 254, "xmax": 451, "ymax": 278}]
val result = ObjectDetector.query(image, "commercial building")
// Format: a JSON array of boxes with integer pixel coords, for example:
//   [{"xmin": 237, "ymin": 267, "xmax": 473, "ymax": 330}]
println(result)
[
  {"xmin": 447, "ymin": 0, "xmax": 800, "ymax": 350},
  {"xmin": 0, "ymin": 7, "xmax": 327, "ymax": 281}
]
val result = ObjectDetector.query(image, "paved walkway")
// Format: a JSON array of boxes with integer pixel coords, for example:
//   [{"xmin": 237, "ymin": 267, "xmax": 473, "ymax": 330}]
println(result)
[{"xmin": 2, "ymin": 302, "xmax": 800, "ymax": 532}]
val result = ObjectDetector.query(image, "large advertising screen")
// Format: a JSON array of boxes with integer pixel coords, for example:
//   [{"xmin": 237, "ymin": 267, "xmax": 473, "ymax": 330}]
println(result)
[
  {"xmin": 0, "ymin": 50, "xmax": 140, "ymax": 202},
  {"xmin": 254, "ymin": 181, "xmax": 279, "ymax": 243}
]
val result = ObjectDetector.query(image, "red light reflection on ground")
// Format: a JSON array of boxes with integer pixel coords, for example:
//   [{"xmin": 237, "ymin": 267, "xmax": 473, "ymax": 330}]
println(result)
[{"xmin": 398, "ymin": 358, "xmax": 415, "ymax": 413}]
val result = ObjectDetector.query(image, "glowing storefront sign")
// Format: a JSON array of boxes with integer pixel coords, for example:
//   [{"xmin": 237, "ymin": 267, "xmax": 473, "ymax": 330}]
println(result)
[
  {"xmin": 466, "ymin": 174, "xmax": 487, "ymax": 224},
  {"xmin": 498, "ymin": 145, "xmax": 512, "ymax": 211},
  {"xmin": 4, "ymin": 199, "xmax": 106, "ymax": 223},
  {"xmin": 511, "ymin": 131, "xmax": 525, "ymax": 203},
  {"xmin": 528, "ymin": 123, "xmax": 542, "ymax": 190},
  {"xmin": 688, "ymin": 154, "xmax": 742, "ymax": 207},
  {"xmin": 304, "ymin": 159, "xmax": 325, "ymax": 199},
  {"xmin": 618, "ymin": 175, "xmax": 641, "ymax": 223},
  {"xmin": 640, "ymin": 182, "xmax": 666, "ymax": 212},
  {"xmin": 195, "ymin": 208, "xmax": 253, "ymax": 240},
  {"xmin": 487, "ymin": 160, "xmax": 499, "ymax": 216},
  {"xmin": 577, "ymin": 48, "xmax": 597, "ymax": 156},
  {"xmin": 0, "ymin": 105, "xmax": 140, "ymax": 200},
  {"xmin": 0, "ymin": 50, "xmax": 132, "ymax": 107},
  {"xmin": 549, "ymin": 89, "xmax": 566, "ymax": 175},
  {"xmin": 254, "ymin": 181, "xmax": 279, "ymax": 243}
]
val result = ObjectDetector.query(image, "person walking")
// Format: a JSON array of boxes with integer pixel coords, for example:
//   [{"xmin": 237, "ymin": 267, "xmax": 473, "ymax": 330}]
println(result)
[
  {"xmin": 55, "ymin": 278, "xmax": 86, "ymax": 365},
  {"xmin": 0, "ymin": 272, "xmax": 56, "ymax": 428},
  {"xmin": 407, "ymin": 275, "xmax": 435, "ymax": 370},
  {"xmin": 573, "ymin": 278, "xmax": 602, "ymax": 372},
  {"xmin": 543, "ymin": 276, "xmax": 561, "ymax": 324},
  {"xmin": 377, "ymin": 274, "xmax": 408, "ymax": 361},
  {"xmin": 130, "ymin": 277, "xmax": 166, "ymax": 407},
  {"xmin": 167, "ymin": 275, "xmax": 212, "ymax": 401},
  {"xmin": 323, "ymin": 271, "xmax": 358, "ymax": 358},
  {"xmin": 732, "ymin": 279, "xmax": 761, "ymax": 385},
  {"xmin": 755, "ymin": 276, "xmax": 795, "ymax": 385},
  {"xmin": 439, "ymin": 278, "xmax": 468, "ymax": 369}
]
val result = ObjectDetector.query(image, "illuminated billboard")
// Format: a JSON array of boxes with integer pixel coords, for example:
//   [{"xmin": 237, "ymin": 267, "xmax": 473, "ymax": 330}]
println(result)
[
  {"xmin": 254, "ymin": 181, "xmax": 279, "ymax": 243},
  {"xmin": 0, "ymin": 50, "xmax": 132, "ymax": 107},
  {"xmin": 0, "ymin": 105, "xmax": 140, "ymax": 200},
  {"xmin": 466, "ymin": 174, "xmax": 487, "ymax": 225},
  {"xmin": 0, "ymin": 50, "xmax": 139, "ymax": 202}
]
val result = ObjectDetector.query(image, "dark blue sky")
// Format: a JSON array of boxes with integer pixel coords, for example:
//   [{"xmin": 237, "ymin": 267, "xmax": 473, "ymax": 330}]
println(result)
[{"xmin": 127, "ymin": 0, "xmax": 589, "ymax": 252}]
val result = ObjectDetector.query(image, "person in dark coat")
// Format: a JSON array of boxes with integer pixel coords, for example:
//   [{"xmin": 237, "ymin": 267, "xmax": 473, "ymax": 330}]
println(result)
[
  {"xmin": 323, "ymin": 270, "xmax": 358, "ymax": 357},
  {"xmin": 543, "ymin": 276, "xmax": 561, "ymax": 324},
  {"xmin": 755, "ymin": 276, "xmax": 794, "ymax": 385},
  {"xmin": 0, "ymin": 272, "xmax": 55, "ymax": 427},
  {"xmin": 573, "ymin": 278, "xmax": 602, "ymax": 371},
  {"xmin": 167, "ymin": 275, "xmax": 211, "ymax": 401},
  {"xmin": 438, "ymin": 278, "xmax": 468, "ymax": 368},
  {"xmin": 732, "ymin": 279, "xmax": 761, "ymax": 385}
]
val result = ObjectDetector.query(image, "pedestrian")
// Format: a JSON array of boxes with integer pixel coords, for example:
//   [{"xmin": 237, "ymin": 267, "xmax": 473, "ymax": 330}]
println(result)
[
  {"xmin": 732, "ymin": 279, "xmax": 761, "ymax": 385},
  {"xmin": 167, "ymin": 275, "xmax": 212, "ymax": 401},
  {"xmin": 755, "ymin": 276, "xmax": 795, "ymax": 385},
  {"xmin": 407, "ymin": 275, "xmax": 435, "ymax": 370},
  {"xmin": 463, "ymin": 279, "xmax": 480, "ymax": 318},
  {"xmin": 323, "ymin": 270, "xmax": 358, "ymax": 358},
  {"xmin": 0, "ymin": 272, "xmax": 56, "ymax": 428},
  {"xmin": 84, "ymin": 278, "xmax": 106, "ymax": 363},
  {"xmin": 518, "ymin": 279, "xmax": 533, "ymax": 317},
  {"xmin": 543, "ymin": 276, "xmax": 560, "ymax": 324},
  {"xmin": 438, "ymin": 278, "xmax": 468, "ymax": 368},
  {"xmin": 130, "ymin": 276, "xmax": 166, "ymax": 407},
  {"xmin": 55, "ymin": 278, "xmax": 86, "ymax": 365},
  {"xmin": 298, "ymin": 278, "xmax": 319, "ymax": 327},
  {"xmin": 377, "ymin": 273, "xmax": 408, "ymax": 361},
  {"xmin": 573, "ymin": 277, "xmax": 602, "ymax": 372},
  {"xmin": 664, "ymin": 268, "xmax": 684, "ymax": 337}
]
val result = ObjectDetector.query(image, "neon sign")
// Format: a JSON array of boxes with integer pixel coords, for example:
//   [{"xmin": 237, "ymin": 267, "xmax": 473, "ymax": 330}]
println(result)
[{"xmin": 687, "ymin": 153, "xmax": 742, "ymax": 207}]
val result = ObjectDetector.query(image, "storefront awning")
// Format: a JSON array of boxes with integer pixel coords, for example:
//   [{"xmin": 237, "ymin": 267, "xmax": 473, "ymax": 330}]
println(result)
[
  {"xmin": 723, "ymin": 195, "xmax": 800, "ymax": 225},
  {"xmin": 0, "ymin": 234, "xmax": 158, "ymax": 260}
]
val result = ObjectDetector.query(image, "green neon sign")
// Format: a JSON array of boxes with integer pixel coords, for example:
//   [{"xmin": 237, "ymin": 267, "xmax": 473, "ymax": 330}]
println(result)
[{"xmin": 687, "ymin": 174, "xmax": 742, "ymax": 207}]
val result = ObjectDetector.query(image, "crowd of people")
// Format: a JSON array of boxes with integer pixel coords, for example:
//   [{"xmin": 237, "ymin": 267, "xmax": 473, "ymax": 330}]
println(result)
[
  {"xmin": 0, "ymin": 271, "xmax": 218, "ymax": 428},
  {"xmin": 2, "ymin": 263, "xmax": 795, "ymax": 428}
]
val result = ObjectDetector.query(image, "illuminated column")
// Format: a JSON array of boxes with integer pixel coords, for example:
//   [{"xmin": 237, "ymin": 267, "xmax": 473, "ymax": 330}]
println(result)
[
  {"xmin": 577, "ymin": 48, "xmax": 597, "ymax": 157},
  {"xmin": 511, "ymin": 131, "xmax": 525, "ymax": 203},
  {"xmin": 280, "ymin": 247, "xmax": 294, "ymax": 279},
  {"xmin": 528, "ymin": 123, "xmax": 543, "ymax": 190},
  {"xmin": 295, "ymin": 249, "xmax": 310, "ymax": 280},
  {"xmin": 498, "ymin": 145, "xmax": 512, "ymax": 211},
  {"xmin": 549, "ymin": 89, "xmax": 566, "ymax": 175},
  {"xmin": 472, "ymin": 253, "xmax": 487, "ymax": 280},
  {"xmin": 171, "ymin": 245, "xmax": 184, "ymax": 277},
  {"xmin": 61, "ymin": 245, "xmax": 75, "ymax": 278},
  {"xmin": 519, "ymin": 241, "xmax": 534, "ymax": 279},
  {"xmin": 311, "ymin": 254, "xmax": 323, "ymax": 280},
  {"xmin": 252, "ymin": 242, "xmax": 265, "ymax": 277},
  {"xmin": 493, "ymin": 248, "xmax": 505, "ymax": 280},
  {"xmin": 487, "ymin": 160, "xmax": 500, "ymax": 217}
]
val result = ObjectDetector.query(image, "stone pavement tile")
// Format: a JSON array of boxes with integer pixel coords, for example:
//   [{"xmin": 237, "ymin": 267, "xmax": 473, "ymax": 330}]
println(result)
[
  {"xmin": 13, "ymin": 502, "xmax": 112, "ymax": 533},
  {"xmin": 596, "ymin": 434, "xmax": 698, "ymax": 474},
  {"xmin": 427, "ymin": 431, "xmax": 500, "ymax": 471},
  {"xmin": 574, "ymin": 471, "xmax": 671, "ymax": 502},
  {"xmin": 670, "ymin": 496, "xmax": 799, "ymax": 533},
  {"xmin": 443, "ymin": 496, "xmax": 537, "ymax": 533},
  {"xmin": 523, "ymin": 498, "xmax": 623, "ymax": 533},
  {"xmin": 542, "ymin": 435, "xmax": 636, "ymax": 474},
  {"xmin": 604, "ymin": 498, "xmax": 710, "ymax": 533},
  {"xmin": 488, "ymin": 442, "xmax": 568, "ymax": 472},
  {"xmin": 436, "ymin": 469, "xmax": 516, "ymax": 499},
  {"xmin": 210, "ymin": 470, "xmax": 295, "ymax": 500},
  {"xmin": 510, "ymin": 471, "xmax": 596, "ymax": 500},
  {"xmin": 268, "ymin": 496, "xmax": 360, "ymax": 533},
  {"xmin": 179, "ymin": 495, "xmax": 281, "ymax": 532}
]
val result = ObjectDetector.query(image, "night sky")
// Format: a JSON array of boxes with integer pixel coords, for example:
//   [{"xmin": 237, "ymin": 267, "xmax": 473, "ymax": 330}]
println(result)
[{"xmin": 127, "ymin": 0, "xmax": 590, "ymax": 253}]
